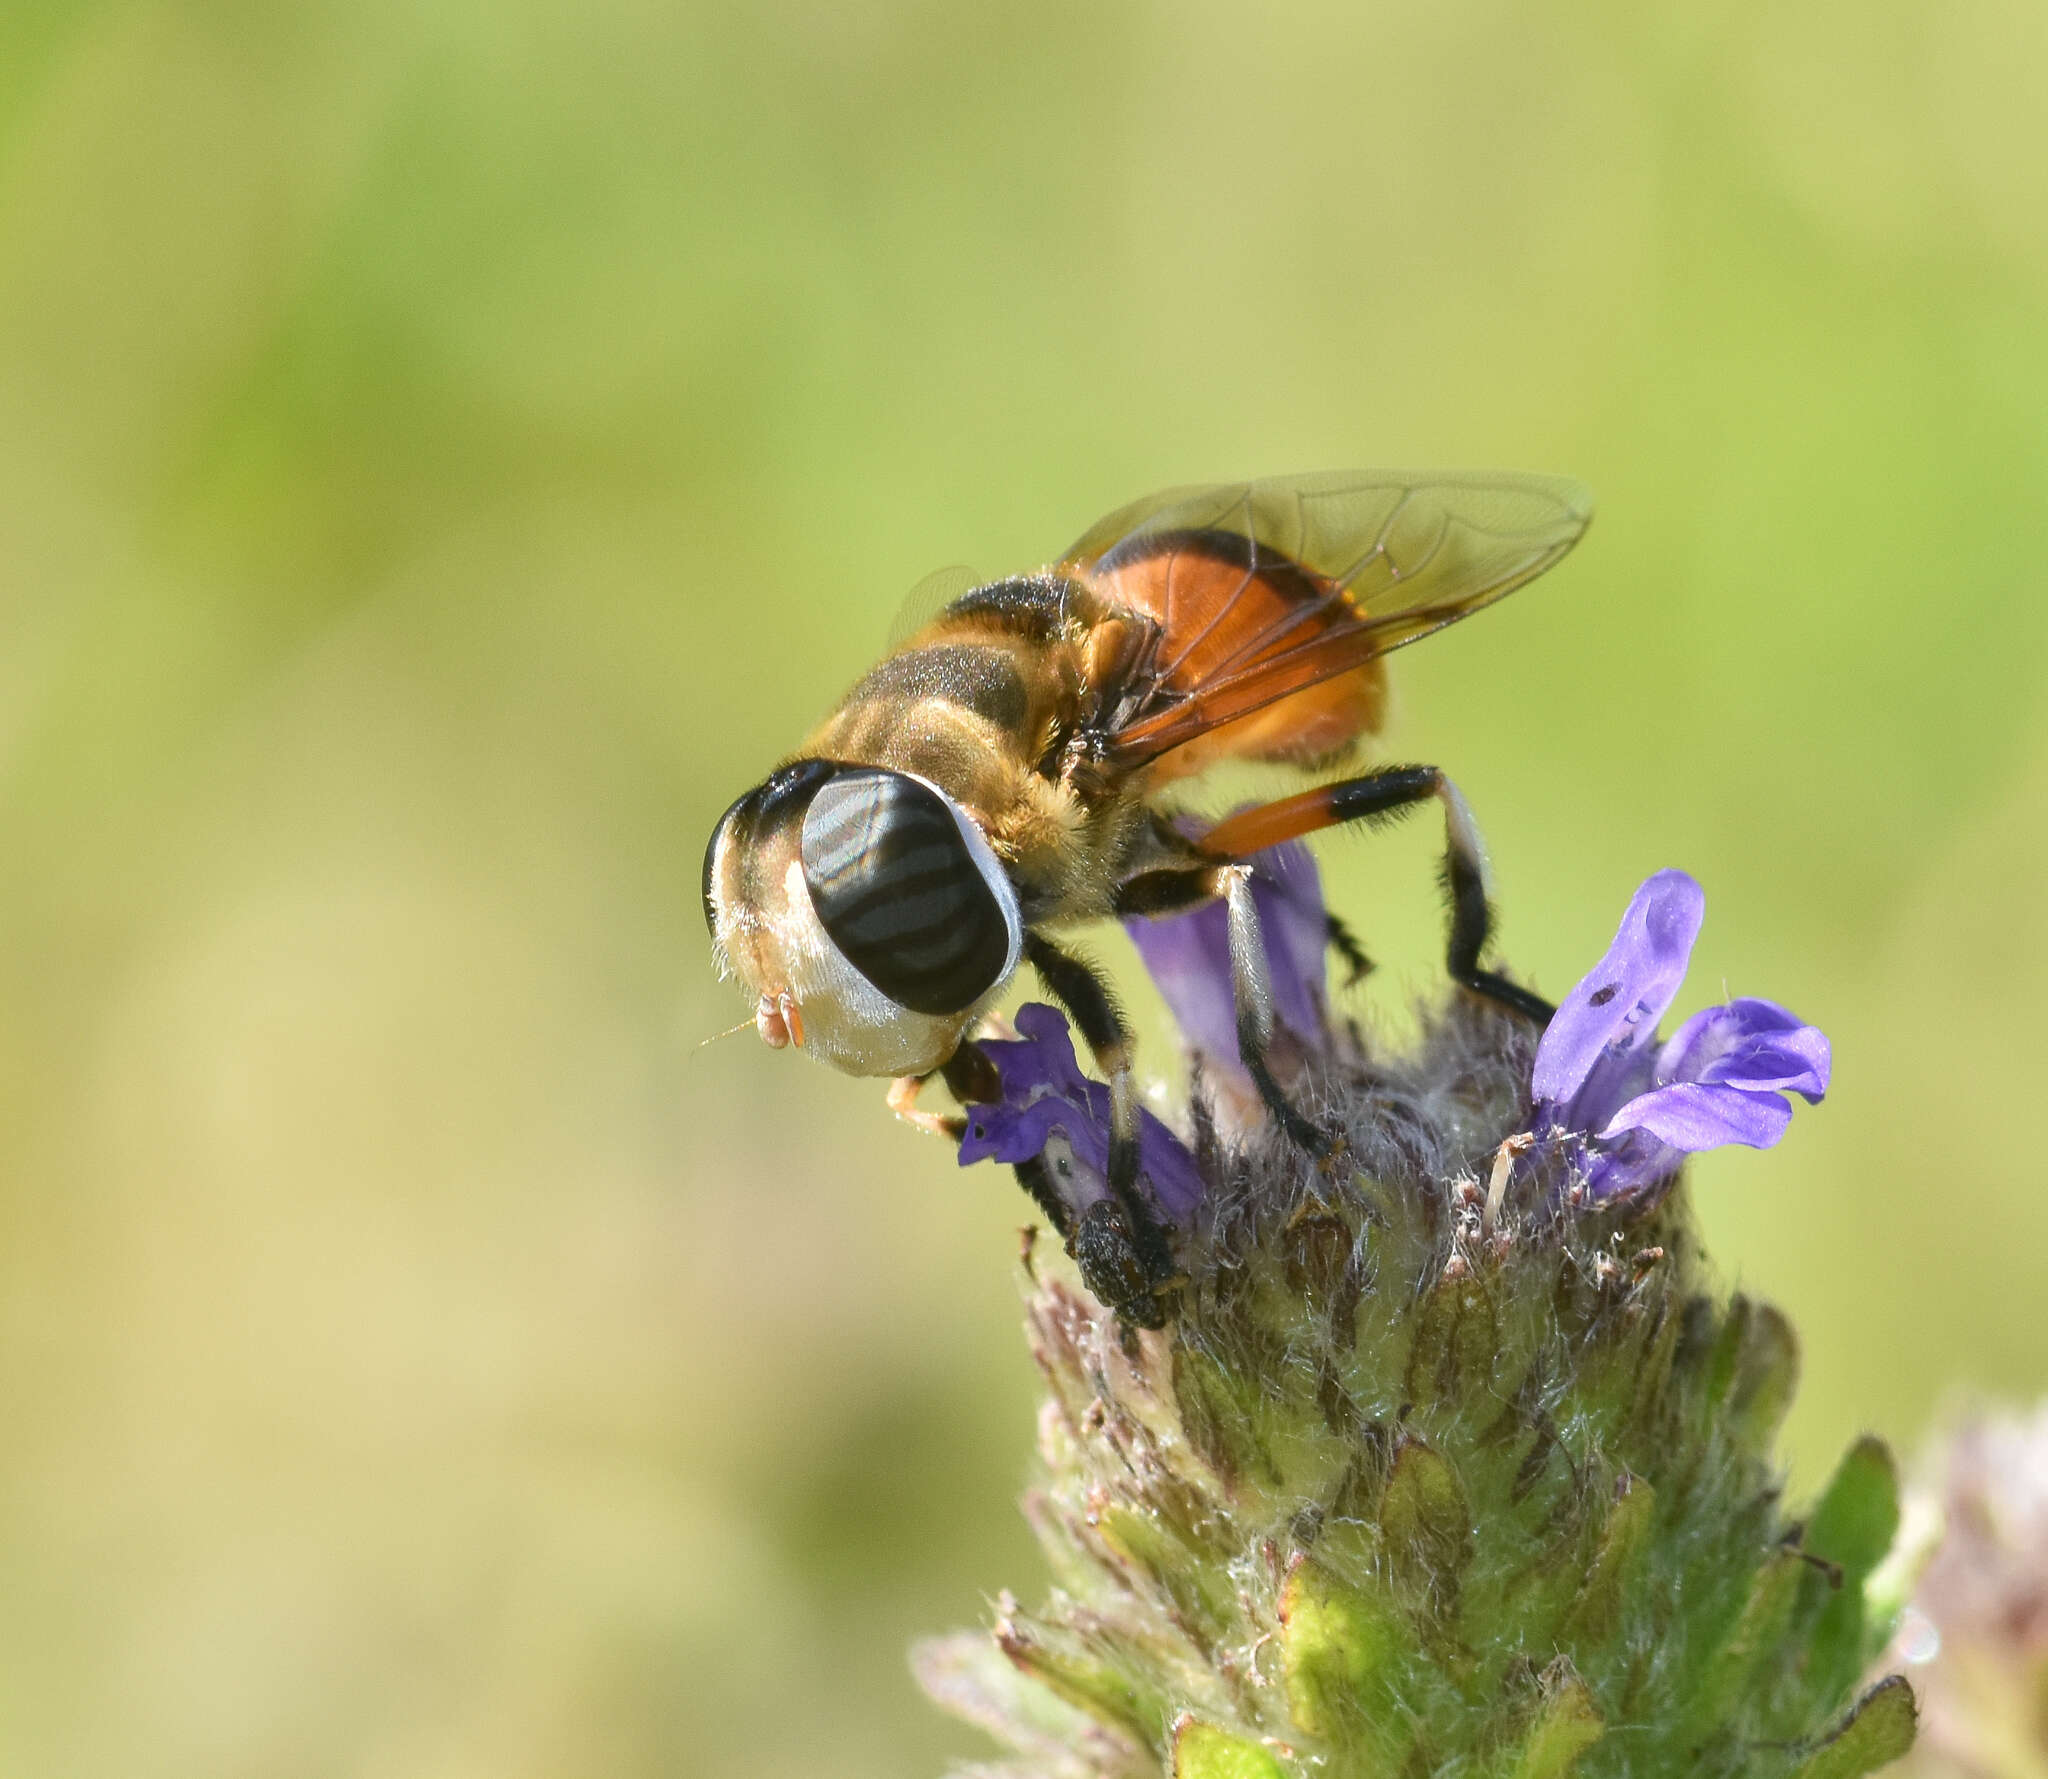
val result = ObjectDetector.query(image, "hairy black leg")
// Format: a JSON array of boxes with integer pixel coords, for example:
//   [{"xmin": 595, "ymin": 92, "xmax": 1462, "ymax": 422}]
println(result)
[
  {"xmin": 1202, "ymin": 765, "xmax": 1553, "ymax": 1026},
  {"xmin": 1010, "ymin": 1133, "xmax": 1171, "ymax": 1327},
  {"xmin": 1113, "ymin": 868, "xmax": 1218, "ymax": 918},
  {"xmin": 1021, "ymin": 932, "xmax": 1176, "ymax": 1296},
  {"xmin": 1326, "ymin": 766, "xmax": 1553, "ymax": 1023},
  {"xmin": 1325, "ymin": 910, "xmax": 1372, "ymax": 985},
  {"xmin": 1119, "ymin": 863, "xmax": 1373, "ymax": 987}
]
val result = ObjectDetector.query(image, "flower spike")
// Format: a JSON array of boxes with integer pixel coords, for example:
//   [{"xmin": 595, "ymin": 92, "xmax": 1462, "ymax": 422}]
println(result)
[{"xmin": 925, "ymin": 922, "xmax": 1909, "ymax": 1779}]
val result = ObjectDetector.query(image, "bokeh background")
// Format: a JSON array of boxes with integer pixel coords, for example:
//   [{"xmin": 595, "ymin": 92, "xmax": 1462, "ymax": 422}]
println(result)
[{"xmin": 3, "ymin": 0, "xmax": 2045, "ymax": 1772}]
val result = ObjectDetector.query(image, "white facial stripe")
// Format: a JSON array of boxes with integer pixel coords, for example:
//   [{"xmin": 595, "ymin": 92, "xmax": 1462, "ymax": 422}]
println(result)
[{"xmin": 704, "ymin": 819, "xmax": 736, "ymax": 978}]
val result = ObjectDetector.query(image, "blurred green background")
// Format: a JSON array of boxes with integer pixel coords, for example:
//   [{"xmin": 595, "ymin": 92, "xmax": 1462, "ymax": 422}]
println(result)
[{"xmin": 2, "ymin": 0, "xmax": 2045, "ymax": 1772}]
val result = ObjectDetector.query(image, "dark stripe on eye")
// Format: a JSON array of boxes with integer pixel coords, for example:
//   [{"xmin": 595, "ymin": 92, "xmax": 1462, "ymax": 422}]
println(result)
[{"xmin": 800, "ymin": 768, "xmax": 1013, "ymax": 1016}]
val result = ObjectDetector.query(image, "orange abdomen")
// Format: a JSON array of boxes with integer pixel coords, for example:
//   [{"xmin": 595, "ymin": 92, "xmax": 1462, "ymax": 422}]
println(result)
[{"xmin": 1084, "ymin": 533, "xmax": 1388, "ymax": 783}]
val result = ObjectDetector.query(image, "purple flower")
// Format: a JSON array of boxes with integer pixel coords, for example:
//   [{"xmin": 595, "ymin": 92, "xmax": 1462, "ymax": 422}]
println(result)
[
  {"xmin": 1533, "ymin": 868, "xmax": 1831, "ymax": 1201},
  {"xmin": 956, "ymin": 1003, "xmax": 1205, "ymax": 1227},
  {"xmin": 1124, "ymin": 836, "xmax": 1329, "ymax": 1073}
]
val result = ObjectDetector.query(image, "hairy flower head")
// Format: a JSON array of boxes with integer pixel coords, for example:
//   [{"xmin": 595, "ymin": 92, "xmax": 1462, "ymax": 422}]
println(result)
[{"xmin": 928, "ymin": 862, "xmax": 1910, "ymax": 1779}]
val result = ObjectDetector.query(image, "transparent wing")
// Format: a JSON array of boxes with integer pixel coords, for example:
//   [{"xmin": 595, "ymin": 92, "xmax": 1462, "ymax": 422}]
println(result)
[
  {"xmin": 885, "ymin": 565, "xmax": 983, "ymax": 651},
  {"xmin": 1058, "ymin": 470, "xmax": 1592, "ymax": 768}
]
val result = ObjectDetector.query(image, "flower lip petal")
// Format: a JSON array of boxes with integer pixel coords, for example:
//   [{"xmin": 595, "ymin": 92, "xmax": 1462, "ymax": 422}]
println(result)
[
  {"xmin": 955, "ymin": 1002, "xmax": 1205, "ymax": 1227},
  {"xmin": 1531, "ymin": 868, "xmax": 1705, "ymax": 1107},
  {"xmin": 958, "ymin": 1095, "xmax": 1100, "ymax": 1171},
  {"xmin": 1597, "ymin": 1079, "xmax": 1796, "ymax": 1152}
]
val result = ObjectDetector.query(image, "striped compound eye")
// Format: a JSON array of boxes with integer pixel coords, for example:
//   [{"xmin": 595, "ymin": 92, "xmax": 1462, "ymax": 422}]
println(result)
[{"xmin": 800, "ymin": 768, "xmax": 1020, "ymax": 1016}]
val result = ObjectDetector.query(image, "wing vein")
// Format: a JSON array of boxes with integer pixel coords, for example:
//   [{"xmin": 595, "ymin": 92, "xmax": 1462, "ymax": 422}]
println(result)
[{"xmin": 1055, "ymin": 471, "xmax": 1592, "ymax": 776}]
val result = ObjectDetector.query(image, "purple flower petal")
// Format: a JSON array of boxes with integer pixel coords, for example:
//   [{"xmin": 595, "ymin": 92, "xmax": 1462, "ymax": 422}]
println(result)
[
  {"xmin": 1656, "ymin": 1000, "xmax": 1830, "ymax": 1103},
  {"xmin": 957, "ymin": 1094, "xmax": 1095, "ymax": 1170},
  {"xmin": 1124, "ymin": 909, "xmax": 1239, "ymax": 1066},
  {"xmin": 1125, "ymin": 835, "xmax": 1327, "ymax": 1068},
  {"xmin": 1529, "ymin": 869, "xmax": 1832, "ymax": 1208},
  {"xmin": 1002, "ymin": 1001, "xmax": 1095, "ymax": 1096},
  {"xmin": 1598, "ymin": 1079, "xmax": 1796, "ymax": 1152},
  {"xmin": 1532, "ymin": 868, "xmax": 1705, "ymax": 1113},
  {"xmin": 956, "ymin": 1003, "xmax": 1204, "ymax": 1226}
]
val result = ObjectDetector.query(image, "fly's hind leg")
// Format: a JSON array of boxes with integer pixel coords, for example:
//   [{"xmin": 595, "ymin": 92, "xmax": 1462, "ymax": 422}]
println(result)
[
  {"xmin": 886, "ymin": 1040, "xmax": 1000, "ymax": 1141},
  {"xmin": 1197, "ymin": 765, "xmax": 1554, "ymax": 1026},
  {"xmin": 1116, "ymin": 863, "xmax": 1339, "ymax": 1162},
  {"xmin": 1218, "ymin": 864, "xmax": 1341, "ymax": 1158},
  {"xmin": 1113, "ymin": 768, "xmax": 1545, "ymax": 1166}
]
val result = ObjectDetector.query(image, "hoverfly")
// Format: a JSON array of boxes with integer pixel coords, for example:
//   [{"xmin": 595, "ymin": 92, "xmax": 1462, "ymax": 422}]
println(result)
[{"xmin": 703, "ymin": 472, "xmax": 1592, "ymax": 1325}]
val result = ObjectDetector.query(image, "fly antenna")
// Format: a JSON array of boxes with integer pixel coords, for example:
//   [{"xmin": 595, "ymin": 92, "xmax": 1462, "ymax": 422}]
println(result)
[{"xmin": 693, "ymin": 1017, "xmax": 755, "ymax": 1055}]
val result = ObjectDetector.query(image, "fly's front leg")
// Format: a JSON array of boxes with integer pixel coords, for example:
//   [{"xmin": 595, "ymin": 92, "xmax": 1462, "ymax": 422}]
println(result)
[
  {"xmin": 885, "ymin": 1041, "xmax": 997, "ymax": 1142},
  {"xmin": 1021, "ymin": 932, "xmax": 1176, "ymax": 1322},
  {"xmin": 886, "ymin": 1072, "xmax": 963, "ymax": 1140},
  {"xmin": 1021, "ymin": 933, "xmax": 1157, "ymax": 1253},
  {"xmin": 1198, "ymin": 766, "xmax": 1554, "ymax": 1026}
]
